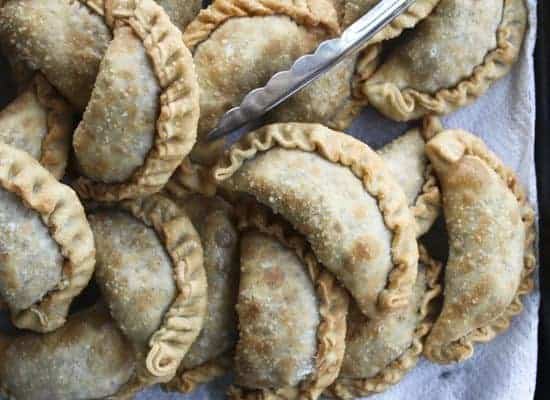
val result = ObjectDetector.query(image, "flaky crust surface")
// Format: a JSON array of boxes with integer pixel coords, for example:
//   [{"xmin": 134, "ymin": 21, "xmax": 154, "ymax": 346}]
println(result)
[
  {"xmin": 363, "ymin": 0, "xmax": 528, "ymax": 121},
  {"xmin": 229, "ymin": 201, "xmax": 349, "ymax": 400},
  {"xmin": 423, "ymin": 128, "xmax": 536, "ymax": 363},
  {"xmin": 0, "ymin": 142, "xmax": 95, "ymax": 332},
  {"xmin": 112, "ymin": 194, "xmax": 207, "ymax": 389},
  {"xmin": 73, "ymin": 0, "xmax": 200, "ymax": 201},
  {"xmin": 0, "ymin": 74, "xmax": 72, "ymax": 180},
  {"xmin": 214, "ymin": 123, "xmax": 418, "ymax": 319},
  {"xmin": 326, "ymin": 246, "xmax": 442, "ymax": 399}
]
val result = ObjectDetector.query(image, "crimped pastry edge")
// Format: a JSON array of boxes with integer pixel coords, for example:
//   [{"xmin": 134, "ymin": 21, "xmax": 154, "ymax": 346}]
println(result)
[{"xmin": 0, "ymin": 142, "xmax": 95, "ymax": 333}]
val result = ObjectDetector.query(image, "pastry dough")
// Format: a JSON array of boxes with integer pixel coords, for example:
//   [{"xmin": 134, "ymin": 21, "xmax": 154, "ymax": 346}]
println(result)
[
  {"xmin": 166, "ymin": 193, "xmax": 240, "ymax": 393},
  {"xmin": 89, "ymin": 194, "xmax": 207, "ymax": 395},
  {"xmin": 327, "ymin": 246, "xmax": 442, "ymax": 399},
  {"xmin": 0, "ymin": 142, "xmax": 95, "ymax": 333},
  {"xmin": 0, "ymin": 0, "xmax": 112, "ymax": 111},
  {"xmin": 0, "ymin": 305, "xmax": 136, "ymax": 400},
  {"xmin": 0, "ymin": 74, "xmax": 72, "ymax": 179},
  {"xmin": 229, "ymin": 201, "xmax": 348, "ymax": 400},
  {"xmin": 214, "ymin": 123, "xmax": 418, "ymax": 320},
  {"xmin": 183, "ymin": 0, "xmax": 377, "ymax": 165},
  {"xmin": 72, "ymin": 0, "xmax": 200, "ymax": 201},
  {"xmin": 377, "ymin": 126, "xmax": 440, "ymax": 237},
  {"xmin": 423, "ymin": 127, "xmax": 535, "ymax": 363},
  {"xmin": 363, "ymin": 0, "xmax": 528, "ymax": 121},
  {"xmin": 155, "ymin": 0, "xmax": 202, "ymax": 32}
]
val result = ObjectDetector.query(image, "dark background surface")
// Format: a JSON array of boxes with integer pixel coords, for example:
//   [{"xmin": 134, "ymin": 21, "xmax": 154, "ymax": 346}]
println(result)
[{"xmin": 535, "ymin": 0, "xmax": 549, "ymax": 397}]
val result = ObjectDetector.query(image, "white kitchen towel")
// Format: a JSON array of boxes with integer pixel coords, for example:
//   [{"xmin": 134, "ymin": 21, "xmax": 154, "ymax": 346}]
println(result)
[{"xmin": 143, "ymin": 1, "xmax": 540, "ymax": 399}]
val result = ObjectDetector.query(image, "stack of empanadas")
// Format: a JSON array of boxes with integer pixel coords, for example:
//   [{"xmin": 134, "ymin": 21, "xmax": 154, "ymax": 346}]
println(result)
[{"xmin": 0, "ymin": 0, "xmax": 536, "ymax": 399}]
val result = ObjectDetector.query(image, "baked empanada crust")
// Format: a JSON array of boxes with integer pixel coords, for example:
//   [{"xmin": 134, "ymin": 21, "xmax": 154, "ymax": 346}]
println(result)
[
  {"xmin": 423, "ymin": 127, "xmax": 536, "ymax": 364},
  {"xmin": 155, "ymin": 0, "xmax": 202, "ymax": 32},
  {"xmin": 363, "ymin": 0, "xmax": 528, "ymax": 121},
  {"xmin": 326, "ymin": 246, "xmax": 442, "ymax": 399},
  {"xmin": 0, "ymin": 74, "xmax": 72, "ymax": 179},
  {"xmin": 377, "ymin": 125, "xmax": 440, "ymax": 237},
  {"xmin": 229, "ymin": 201, "xmax": 348, "ymax": 400},
  {"xmin": 95, "ymin": 194, "xmax": 207, "ymax": 394},
  {"xmin": 0, "ymin": 306, "xmax": 136, "ymax": 400},
  {"xmin": 71, "ymin": 0, "xmax": 200, "ymax": 201},
  {"xmin": 214, "ymin": 123, "xmax": 418, "ymax": 320},
  {"xmin": 74, "ymin": 26, "xmax": 160, "ymax": 184},
  {"xmin": 183, "ymin": 0, "xmax": 341, "ymax": 165},
  {"xmin": 161, "ymin": 194, "xmax": 239, "ymax": 392},
  {"xmin": 0, "ymin": 0, "xmax": 112, "ymax": 111},
  {"xmin": 0, "ymin": 142, "xmax": 95, "ymax": 333}
]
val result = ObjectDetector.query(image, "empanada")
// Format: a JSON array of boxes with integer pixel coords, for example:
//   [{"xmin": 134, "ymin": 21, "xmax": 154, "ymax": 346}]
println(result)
[
  {"xmin": 0, "ymin": 305, "xmax": 136, "ymax": 400},
  {"xmin": 377, "ymin": 124, "xmax": 440, "ymax": 237},
  {"xmin": 166, "ymin": 193, "xmax": 240, "ymax": 393},
  {"xmin": 72, "ymin": 0, "xmax": 200, "ymax": 201},
  {"xmin": 229, "ymin": 201, "xmax": 348, "ymax": 399},
  {"xmin": 0, "ymin": 142, "xmax": 95, "ymax": 333},
  {"xmin": 89, "ymin": 194, "xmax": 207, "ymax": 394},
  {"xmin": 0, "ymin": 74, "xmax": 72, "ymax": 179},
  {"xmin": 327, "ymin": 246, "xmax": 442, "ymax": 399},
  {"xmin": 0, "ymin": 0, "xmax": 112, "ymax": 111},
  {"xmin": 214, "ymin": 123, "xmax": 418, "ymax": 320},
  {"xmin": 363, "ymin": 0, "xmax": 528, "ymax": 121},
  {"xmin": 183, "ymin": 0, "xmax": 374, "ymax": 165},
  {"xmin": 423, "ymin": 126, "xmax": 535, "ymax": 363}
]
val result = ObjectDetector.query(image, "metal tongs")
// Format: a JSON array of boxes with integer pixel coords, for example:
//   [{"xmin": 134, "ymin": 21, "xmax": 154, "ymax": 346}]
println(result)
[{"xmin": 206, "ymin": 0, "xmax": 417, "ymax": 142}]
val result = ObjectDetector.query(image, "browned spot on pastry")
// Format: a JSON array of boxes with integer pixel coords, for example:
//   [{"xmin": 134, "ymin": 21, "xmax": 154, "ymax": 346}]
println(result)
[
  {"xmin": 352, "ymin": 206, "xmax": 367, "ymax": 220},
  {"xmin": 239, "ymin": 300, "xmax": 262, "ymax": 321},
  {"xmin": 263, "ymin": 266, "xmax": 285, "ymax": 288},
  {"xmin": 332, "ymin": 221, "xmax": 343, "ymax": 234},
  {"xmin": 350, "ymin": 235, "xmax": 381, "ymax": 263}
]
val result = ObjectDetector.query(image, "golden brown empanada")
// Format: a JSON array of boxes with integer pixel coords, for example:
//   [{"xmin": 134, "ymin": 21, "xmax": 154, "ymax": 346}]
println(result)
[
  {"xmin": 214, "ymin": 123, "xmax": 418, "ymax": 320},
  {"xmin": 0, "ymin": 74, "xmax": 72, "ymax": 179},
  {"xmin": 0, "ymin": 0, "xmax": 112, "ymax": 112},
  {"xmin": 183, "ymin": 0, "xmax": 375, "ymax": 165},
  {"xmin": 377, "ymin": 124, "xmax": 440, "ymax": 237},
  {"xmin": 423, "ymin": 126, "xmax": 536, "ymax": 363},
  {"xmin": 0, "ymin": 142, "xmax": 95, "ymax": 333},
  {"xmin": 363, "ymin": 0, "xmax": 528, "ymax": 121},
  {"xmin": 89, "ymin": 194, "xmax": 207, "ymax": 394},
  {"xmin": 71, "ymin": 0, "xmax": 200, "ymax": 201},
  {"xmin": 0, "ymin": 305, "xmax": 136, "ymax": 400},
  {"xmin": 155, "ymin": 0, "xmax": 202, "ymax": 32},
  {"xmin": 166, "ymin": 193, "xmax": 240, "ymax": 393},
  {"xmin": 327, "ymin": 246, "xmax": 442, "ymax": 399},
  {"xmin": 229, "ymin": 201, "xmax": 348, "ymax": 400}
]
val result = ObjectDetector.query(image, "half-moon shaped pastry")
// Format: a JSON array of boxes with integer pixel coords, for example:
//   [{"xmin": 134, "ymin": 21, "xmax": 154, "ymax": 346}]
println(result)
[
  {"xmin": 362, "ymin": 0, "xmax": 528, "ymax": 121},
  {"xmin": 89, "ymin": 194, "xmax": 207, "ymax": 393},
  {"xmin": 183, "ymin": 0, "xmax": 379, "ymax": 165},
  {"xmin": 166, "ymin": 193, "xmax": 240, "ymax": 393},
  {"xmin": 327, "ymin": 246, "xmax": 442, "ymax": 399},
  {"xmin": 0, "ymin": 305, "xmax": 136, "ymax": 400},
  {"xmin": 72, "ymin": 0, "xmax": 200, "ymax": 201},
  {"xmin": 377, "ymin": 124, "xmax": 440, "ymax": 237},
  {"xmin": 155, "ymin": 0, "xmax": 202, "ymax": 32},
  {"xmin": 229, "ymin": 201, "xmax": 348, "ymax": 400},
  {"xmin": 0, "ymin": 74, "xmax": 72, "ymax": 179},
  {"xmin": 214, "ymin": 123, "xmax": 418, "ymax": 320},
  {"xmin": 0, "ymin": 142, "xmax": 95, "ymax": 333},
  {"xmin": 423, "ymin": 127, "xmax": 536, "ymax": 363},
  {"xmin": 0, "ymin": 0, "xmax": 112, "ymax": 112}
]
